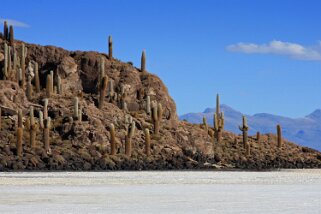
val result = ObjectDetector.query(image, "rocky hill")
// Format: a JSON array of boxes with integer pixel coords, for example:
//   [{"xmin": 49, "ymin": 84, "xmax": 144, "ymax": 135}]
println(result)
[
  {"xmin": 0, "ymin": 30, "xmax": 321, "ymax": 171},
  {"xmin": 180, "ymin": 105, "xmax": 321, "ymax": 151}
]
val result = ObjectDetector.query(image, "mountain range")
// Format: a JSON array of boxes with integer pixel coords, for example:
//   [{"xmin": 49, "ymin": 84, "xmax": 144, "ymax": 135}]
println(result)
[{"xmin": 180, "ymin": 105, "xmax": 321, "ymax": 151}]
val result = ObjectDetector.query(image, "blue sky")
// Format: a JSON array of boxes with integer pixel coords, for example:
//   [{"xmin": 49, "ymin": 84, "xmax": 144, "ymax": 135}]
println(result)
[{"xmin": 1, "ymin": 0, "xmax": 321, "ymax": 118}]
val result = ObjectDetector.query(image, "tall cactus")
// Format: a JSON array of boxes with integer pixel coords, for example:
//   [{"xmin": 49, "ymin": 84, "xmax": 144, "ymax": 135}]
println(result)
[
  {"xmin": 39, "ymin": 111, "xmax": 44, "ymax": 129},
  {"xmin": 9, "ymin": 25, "xmax": 14, "ymax": 46},
  {"xmin": 29, "ymin": 107, "xmax": 37, "ymax": 148},
  {"xmin": 44, "ymin": 117, "xmax": 51, "ymax": 154},
  {"xmin": 34, "ymin": 62, "xmax": 41, "ymax": 93},
  {"xmin": 151, "ymin": 103, "xmax": 163, "ymax": 136},
  {"xmin": 26, "ymin": 75, "xmax": 33, "ymax": 100},
  {"xmin": 213, "ymin": 94, "xmax": 224, "ymax": 143},
  {"xmin": 46, "ymin": 73, "xmax": 53, "ymax": 97},
  {"xmin": 109, "ymin": 123, "xmax": 116, "ymax": 155},
  {"xmin": 99, "ymin": 76, "xmax": 108, "ymax": 109},
  {"xmin": 57, "ymin": 74, "xmax": 62, "ymax": 94},
  {"xmin": 7, "ymin": 46, "xmax": 12, "ymax": 77},
  {"xmin": 145, "ymin": 128, "xmax": 151, "ymax": 156},
  {"xmin": 3, "ymin": 21, "xmax": 8, "ymax": 40},
  {"xmin": 16, "ymin": 109, "xmax": 23, "ymax": 157},
  {"xmin": 43, "ymin": 98, "xmax": 48, "ymax": 120},
  {"xmin": 256, "ymin": 131, "xmax": 261, "ymax": 143},
  {"xmin": 98, "ymin": 56, "xmax": 105, "ymax": 90},
  {"xmin": 21, "ymin": 43, "xmax": 26, "ymax": 86},
  {"xmin": 13, "ymin": 47, "xmax": 17, "ymax": 74},
  {"xmin": 108, "ymin": 36, "xmax": 113, "ymax": 59},
  {"xmin": 277, "ymin": 124, "xmax": 283, "ymax": 148},
  {"xmin": 3, "ymin": 43, "xmax": 8, "ymax": 79},
  {"xmin": 73, "ymin": 97, "xmax": 79, "ymax": 120},
  {"xmin": 146, "ymin": 95, "xmax": 151, "ymax": 115},
  {"xmin": 245, "ymin": 142, "xmax": 251, "ymax": 156},
  {"xmin": 125, "ymin": 121, "xmax": 135, "ymax": 157},
  {"xmin": 239, "ymin": 115, "xmax": 249, "ymax": 148},
  {"xmin": 141, "ymin": 50, "xmax": 146, "ymax": 73},
  {"xmin": 203, "ymin": 116, "xmax": 208, "ymax": 133}
]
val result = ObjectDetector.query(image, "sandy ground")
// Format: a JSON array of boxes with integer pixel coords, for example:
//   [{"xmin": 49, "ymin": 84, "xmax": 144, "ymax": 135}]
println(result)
[{"xmin": 0, "ymin": 170, "xmax": 320, "ymax": 213}]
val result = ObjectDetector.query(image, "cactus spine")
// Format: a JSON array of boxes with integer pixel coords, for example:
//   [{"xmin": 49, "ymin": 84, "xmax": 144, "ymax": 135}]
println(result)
[
  {"xmin": 151, "ymin": 103, "xmax": 163, "ymax": 136},
  {"xmin": 109, "ymin": 123, "xmax": 116, "ymax": 155},
  {"xmin": 239, "ymin": 115, "xmax": 249, "ymax": 148},
  {"xmin": 29, "ymin": 107, "xmax": 37, "ymax": 148},
  {"xmin": 141, "ymin": 50, "xmax": 146, "ymax": 73},
  {"xmin": 277, "ymin": 124, "xmax": 282, "ymax": 148},
  {"xmin": 16, "ymin": 109, "xmax": 23, "ymax": 156},
  {"xmin": 108, "ymin": 36, "xmax": 113, "ymax": 59},
  {"xmin": 34, "ymin": 62, "xmax": 41, "ymax": 93},
  {"xmin": 125, "ymin": 121, "xmax": 135, "ymax": 157},
  {"xmin": 46, "ymin": 73, "xmax": 53, "ymax": 97},
  {"xmin": 145, "ymin": 128, "xmax": 151, "ymax": 156},
  {"xmin": 44, "ymin": 117, "xmax": 51, "ymax": 154},
  {"xmin": 214, "ymin": 94, "xmax": 224, "ymax": 143},
  {"xmin": 99, "ymin": 76, "xmax": 108, "ymax": 109},
  {"xmin": 9, "ymin": 25, "xmax": 14, "ymax": 46}
]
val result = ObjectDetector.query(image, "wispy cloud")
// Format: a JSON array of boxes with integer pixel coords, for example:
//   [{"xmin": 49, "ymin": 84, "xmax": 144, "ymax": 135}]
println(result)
[
  {"xmin": 0, "ymin": 18, "xmax": 29, "ymax": 28},
  {"xmin": 226, "ymin": 40, "xmax": 321, "ymax": 61}
]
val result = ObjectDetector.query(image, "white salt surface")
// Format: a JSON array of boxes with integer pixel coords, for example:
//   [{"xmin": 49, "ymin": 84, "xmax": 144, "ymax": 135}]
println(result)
[{"xmin": 0, "ymin": 170, "xmax": 321, "ymax": 213}]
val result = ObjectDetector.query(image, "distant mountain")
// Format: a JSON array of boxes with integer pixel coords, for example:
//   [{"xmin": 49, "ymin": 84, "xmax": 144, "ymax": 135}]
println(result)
[{"xmin": 180, "ymin": 105, "xmax": 321, "ymax": 151}]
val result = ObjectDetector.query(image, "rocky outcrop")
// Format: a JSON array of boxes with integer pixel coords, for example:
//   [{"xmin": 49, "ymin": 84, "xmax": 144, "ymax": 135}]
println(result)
[{"xmin": 0, "ymin": 37, "xmax": 321, "ymax": 171}]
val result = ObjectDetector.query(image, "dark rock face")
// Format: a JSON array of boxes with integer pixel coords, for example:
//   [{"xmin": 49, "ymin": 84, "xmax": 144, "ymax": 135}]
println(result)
[{"xmin": 0, "ymin": 38, "xmax": 321, "ymax": 171}]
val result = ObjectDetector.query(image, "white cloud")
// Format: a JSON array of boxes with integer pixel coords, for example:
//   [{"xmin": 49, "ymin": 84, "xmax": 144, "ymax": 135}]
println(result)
[
  {"xmin": 226, "ymin": 40, "xmax": 321, "ymax": 61},
  {"xmin": 0, "ymin": 18, "xmax": 29, "ymax": 28}
]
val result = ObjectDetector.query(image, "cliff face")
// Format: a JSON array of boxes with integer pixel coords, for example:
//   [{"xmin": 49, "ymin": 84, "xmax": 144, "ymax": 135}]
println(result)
[{"xmin": 0, "ymin": 37, "xmax": 321, "ymax": 171}]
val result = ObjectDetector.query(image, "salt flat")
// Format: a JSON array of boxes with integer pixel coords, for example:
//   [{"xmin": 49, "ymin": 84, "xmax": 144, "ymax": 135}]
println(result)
[{"xmin": 0, "ymin": 170, "xmax": 320, "ymax": 214}]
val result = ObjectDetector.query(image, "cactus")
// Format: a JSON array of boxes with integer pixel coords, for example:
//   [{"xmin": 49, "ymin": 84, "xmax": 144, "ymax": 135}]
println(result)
[
  {"xmin": 245, "ymin": 142, "xmax": 251, "ymax": 156},
  {"xmin": 239, "ymin": 115, "xmax": 249, "ymax": 148},
  {"xmin": 213, "ymin": 94, "xmax": 224, "ymax": 143},
  {"xmin": 43, "ymin": 117, "xmax": 51, "ymax": 154},
  {"xmin": 9, "ymin": 25, "xmax": 14, "ymax": 46},
  {"xmin": 99, "ymin": 76, "xmax": 108, "ymax": 109},
  {"xmin": 21, "ymin": 43, "xmax": 26, "ymax": 86},
  {"xmin": 16, "ymin": 109, "xmax": 23, "ymax": 156},
  {"xmin": 0, "ymin": 107, "xmax": 1, "ymax": 130},
  {"xmin": 26, "ymin": 75, "xmax": 33, "ymax": 100},
  {"xmin": 277, "ymin": 124, "xmax": 282, "ymax": 148},
  {"xmin": 151, "ymin": 103, "xmax": 163, "ymax": 136},
  {"xmin": 13, "ymin": 47, "xmax": 17, "ymax": 74},
  {"xmin": 125, "ymin": 121, "xmax": 135, "ymax": 157},
  {"xmin": 146, "ymin": 95, "xmax": 151, "ymax": 115},
  {"xmin": 109, "ymin": 123, "xmax": 116, "ymax": 155},
  {"xmin": 7, "ymin": 46, "xmax": 12, "ymax": 77},
  {"xmin": 34, "ymin": 62, "xmax": 41, "ymax": 93},
  {"xmin": 141, "ymin": 50, "xmax": 146, "ymax": 73},
  {"xmin": 203, "ymin": 116, "xmax": 208, "ymax": 133},
  {"xmin": 3, "ymin": 43, "xmax": 8, "ymax": 80},
  {"xmin": 108, "ymin": 36, "xmax": 113, "ymax": 59},
  {"xmin": 78, "ymin": 106, "xmax": 83, "ymax": 122},
  {"xmin": 29, "ymin": 107, "xmax": 37, "ymax": 148},
  {"xmin": 43, "ymin": 99, "xmax": 48, "ymax": 120},
  {"xmin": 3, "ymin": 21, "xmax": 8, "ymax": 40},
  {"xmin": 145, "ymin": 128, "xmax": 151, "ymax": 156},
  {"xmin": 46, "ymin": 74, "xmax": 53, "ymax": 97},
  {"xmin": 57, "ymin": 74, "xmax": 62, "ymax": 94},
  {"xmin": 73, "ymin": 97, "xmax": 79, "ymax": 120},
  {"xmin": 39, "ymin": 111, "xmax": 44, "ymax": 129},
  {"xmin": 256, "ymin": 131, "xmax": 261, "ymax": 143},
  {"xmin": 17, "ymin": 68, "xmax": 22, "ymax": 86},
  {"xmin": 108, "ymin": 79, "xmax": 114, "ymax": 98},
  {"xmin": 98, "ymin": 56, "xmax": 105, "ymax": 90}
]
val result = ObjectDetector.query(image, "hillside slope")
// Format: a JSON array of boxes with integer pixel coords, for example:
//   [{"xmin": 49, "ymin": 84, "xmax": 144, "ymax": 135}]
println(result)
[{"xmin": 0, "ymin": 36, "xmax": 321, "ymax": 170}]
